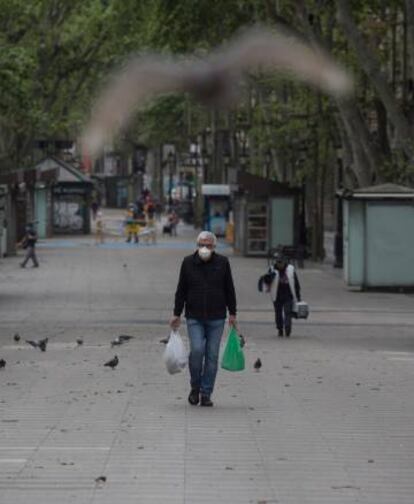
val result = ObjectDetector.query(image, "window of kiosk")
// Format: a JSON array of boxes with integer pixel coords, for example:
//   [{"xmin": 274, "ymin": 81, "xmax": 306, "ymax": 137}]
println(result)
[
  {"xmin": 247, "ymin": 202, "xmax": 268, "ymax": 254},
  {"xmin": 208, "ymin": 199, "xmax": 228, "ymax": 236}
]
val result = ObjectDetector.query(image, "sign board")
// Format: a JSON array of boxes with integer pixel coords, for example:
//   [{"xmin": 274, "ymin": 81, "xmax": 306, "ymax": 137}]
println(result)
[
  {"xmin": 53, "ymin": 185, "xmax": 88, "ymax": 196},
  {"xmin": 201, "ymin": 184, "xmax": 231, "ymax": 196}
]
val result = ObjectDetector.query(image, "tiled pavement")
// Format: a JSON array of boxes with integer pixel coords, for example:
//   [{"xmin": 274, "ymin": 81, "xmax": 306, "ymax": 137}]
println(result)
[{"xmin": 0, "ymin": 214, "xmax": 413, "ymax": 503}]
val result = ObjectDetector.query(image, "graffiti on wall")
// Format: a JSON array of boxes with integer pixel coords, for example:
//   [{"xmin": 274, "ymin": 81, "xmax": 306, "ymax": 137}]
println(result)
[{"xmin": 53, "ymin": 201, "xmax": 83, "ymax": 232}]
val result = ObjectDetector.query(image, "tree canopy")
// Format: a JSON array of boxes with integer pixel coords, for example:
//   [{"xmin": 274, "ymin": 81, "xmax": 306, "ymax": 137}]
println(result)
[{"xmin": 1, "ymin": 0, "xmax": 414, "ymax": 193}]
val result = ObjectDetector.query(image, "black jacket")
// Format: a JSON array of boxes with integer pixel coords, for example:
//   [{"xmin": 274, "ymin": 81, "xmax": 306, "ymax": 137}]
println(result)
[
  {"xmin": 23, "ymin": 231, "xmax": 38, "ymax": 248},
  {"xmin": 174, "ymin": 252, "xmax": 237, "ymax": 320}
]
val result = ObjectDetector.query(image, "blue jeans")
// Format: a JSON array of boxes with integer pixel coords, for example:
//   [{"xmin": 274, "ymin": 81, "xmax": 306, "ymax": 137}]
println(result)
[{"xmin": 186, "ymin": 318, "xmax": 226, "ymax": 397}]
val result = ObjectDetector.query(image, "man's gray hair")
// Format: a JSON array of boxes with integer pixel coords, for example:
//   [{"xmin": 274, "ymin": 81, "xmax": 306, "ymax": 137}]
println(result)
[{"xmin": 196, "ymin": 230, "xmax": 217, "ymax": 246}]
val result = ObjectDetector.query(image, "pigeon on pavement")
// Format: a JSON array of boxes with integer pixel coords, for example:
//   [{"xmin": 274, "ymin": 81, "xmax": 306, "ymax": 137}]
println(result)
[
  {"xmin": 38, "ymin": 338, "xmax": 48, "ymax": 352},
  {"xmin": 76, "ymin": 337, "xmax": 83, "ymax": 346},
  {"xmin": 0, "ymin": 359, "xmax": 6, "ymax": 369},
  {"xmin": 104, "ymin": 356, "xmax": 119, "ymax": 369},
  {"xmin": 254, "ymin": 358, "xmax": 262, "ymax": 371},
  {"xmin": 110, "ymin": 337, "xmax": 122, "ymax": 347},
  {"xmin": 13, "ymin": 333, "xmax": 20, "ymax": 342},
  {"xmin": 118, "ymin": 335, "xmax": 134, "ymax": 342},
  {"xmin": 25, "ymin": 340, "xmax": 39, "ymax": 349},
  {"xmin": 25, "ymin": 338, "xmax": 48, "ymax": 352}
]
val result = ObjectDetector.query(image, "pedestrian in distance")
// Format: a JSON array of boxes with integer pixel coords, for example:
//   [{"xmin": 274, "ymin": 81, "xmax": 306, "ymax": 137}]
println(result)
[
  {"xmin": 95, "ymin": 211, "xmax": 105, "ymax": 244},
  {"xmin": 267, "ymin": 253, "xmax": 301, "ymax": 337},
  {"xmin": 154, "ymin": 200, "xmax": 163, "ymax": 221},
  {"xmin": 18, "ymin": 223, "xmax": 39, "ymax": 268},
  {"xmin": 125, "ymin": 204, "xmax": 139, "ymax": 244},
  {"xmin": 143, "ymin": 204, "xmax": 157, "ymax": 244},
  {"xmin": 91, "ymin": 200, "xmax": 99, "ymax": 220},
  {"xmin": 168, "ymin": 210, "xmax": 179, "ymax": 237},
  {"xmin": 170, "ymin": 231, "xmax": 237, "ymax": 407}
]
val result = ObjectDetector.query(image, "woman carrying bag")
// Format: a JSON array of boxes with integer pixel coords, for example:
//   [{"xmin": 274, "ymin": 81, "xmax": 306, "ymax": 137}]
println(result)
[{"xmin": 268, "ymin": 254, "xmax": 302, "ymax": 338}]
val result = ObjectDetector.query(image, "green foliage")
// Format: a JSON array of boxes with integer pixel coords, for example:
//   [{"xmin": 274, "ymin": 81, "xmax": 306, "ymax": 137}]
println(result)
[
  {"xmin": 0, "ymin": 0, "xmax": 412, "ymax": 187},
  {"xmin": 133, "ymin": 95, "xmax": 187, "ymax": 147},
  {"xmin": 378, "ymin": 149, "xmax": 414, "ymax": 184}
]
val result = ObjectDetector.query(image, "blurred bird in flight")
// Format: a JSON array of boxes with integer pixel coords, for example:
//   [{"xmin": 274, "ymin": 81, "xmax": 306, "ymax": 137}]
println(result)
[{"xmin": 82, "ymin": 24, "xmax": 352, "ymax": 158}]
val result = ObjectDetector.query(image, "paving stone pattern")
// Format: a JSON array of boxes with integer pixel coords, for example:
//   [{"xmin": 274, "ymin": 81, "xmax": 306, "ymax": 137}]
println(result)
[{"xmin": 0, "ymin": 214, "xmax": 413, "ymax": 503}]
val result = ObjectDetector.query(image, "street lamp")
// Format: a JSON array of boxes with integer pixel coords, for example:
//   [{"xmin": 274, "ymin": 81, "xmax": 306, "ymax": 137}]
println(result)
[
  {"xmin": 189, "ymin": 140, "xmax": 203, "ymax": 228},
  {"xmin": 265, "ymin": 149, "xmax": 272, "ymax": 179},
  {"xmin": 223, "ymin": 152, "xmax": 231, "ymax": 184},
  {"xmin": 239, "ymin": 151, "xmax": 248, "ymax": 171},
  {"xmin": 334, "ymin": 146, "xmax": 344, "ymax": 268},
  {"xmin": 235, "ymin": 124, "xmax": 250, "ymax": 172},
  {"xmin": 201, "ymin": 147, "xmax": 210, "ymax": 183},
  {"xmin": 167, "ymin": 151, "xmax": 175, "ymax": 208}
]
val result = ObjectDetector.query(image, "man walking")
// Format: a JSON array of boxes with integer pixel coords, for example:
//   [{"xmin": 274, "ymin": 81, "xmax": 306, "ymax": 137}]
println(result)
[
  {"xmin": 269, "ymin": 253, "xmax": 301, "ymax": 337},
  {"xmin": 170, "ymin": 231, "xmax": 237, "ymax": 407},
  {"xmin": 19, "ymin": 223, "xmax": 39, "ymax": 268}
]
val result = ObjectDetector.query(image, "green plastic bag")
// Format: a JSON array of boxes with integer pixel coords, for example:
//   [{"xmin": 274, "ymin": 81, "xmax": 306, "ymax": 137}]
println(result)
[{"xmin": 221, "ymin": 327, "xmax": 245, "ymax": 372}]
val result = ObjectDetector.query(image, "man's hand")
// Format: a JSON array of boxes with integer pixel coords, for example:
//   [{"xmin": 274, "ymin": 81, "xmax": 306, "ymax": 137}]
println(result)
[
  {"xmin": 228, "ymin": 314, "xmax": 237, "ymax": 327},
  {"xmin": 170, "ymin": 316, "xmax": 181, "ymax": 330}
]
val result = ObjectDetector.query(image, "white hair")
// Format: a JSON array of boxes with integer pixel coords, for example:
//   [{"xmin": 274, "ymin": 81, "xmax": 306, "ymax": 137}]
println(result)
[{"xmin": 196, "ymin": 231, "xmax": 217, "ymax": 246}]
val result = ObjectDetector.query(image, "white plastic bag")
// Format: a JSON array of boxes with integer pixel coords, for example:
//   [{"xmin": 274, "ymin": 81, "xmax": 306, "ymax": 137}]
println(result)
[{"xmin": 163, "ymin": 331, "xmax": 188, "ymax": 374}]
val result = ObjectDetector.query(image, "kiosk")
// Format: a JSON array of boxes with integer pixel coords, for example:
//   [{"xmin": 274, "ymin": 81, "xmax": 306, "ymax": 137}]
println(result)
[{"xmin": 202, "ymin": 184, "xmax": 231, "ymax": 237}]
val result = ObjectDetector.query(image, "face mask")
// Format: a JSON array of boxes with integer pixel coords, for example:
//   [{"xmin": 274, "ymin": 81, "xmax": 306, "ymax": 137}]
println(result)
[{"xmin": 198, "ymin": 246, "xmax": 212, "ymax": 261}]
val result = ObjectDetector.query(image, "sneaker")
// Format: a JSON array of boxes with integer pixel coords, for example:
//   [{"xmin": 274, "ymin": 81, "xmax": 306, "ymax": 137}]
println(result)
[
  {"xmin": 278, "ymin": 329, "xmax": 284, "ymax": 337},
  {"xmin": 20, "ymin": 263, "xmax": 25, "ymax": 268},
  {"xmin": 200, "ymin": 395, "xmax": 213, "ymax": 407},
  {"xmin": 188, "ymin": 389, "xmax": 200, "ymax": 406},
  {"xmin": 285, "ymin": 327, "xmax": 291, "ymax": 337}
]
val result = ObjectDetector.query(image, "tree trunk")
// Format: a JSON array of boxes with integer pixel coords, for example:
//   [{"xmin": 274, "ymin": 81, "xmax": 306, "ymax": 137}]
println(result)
[
  {"xmin": 405, "ymin": 0, "xmax": 414, "ymax": 81},
  {"xmin": 255, "ymin": 81, "xmax": 284, "ymax": 181},
  {"xmin": 337, "ymin": 0, "xmax": 414, "ymax": 159},
  {"xmin": 295, "ymin": 1, "xmax": 376, "ymax": 187},
  {"xmin": 336, "ymin": 98, "xmax": 375, "ymax": 187}
]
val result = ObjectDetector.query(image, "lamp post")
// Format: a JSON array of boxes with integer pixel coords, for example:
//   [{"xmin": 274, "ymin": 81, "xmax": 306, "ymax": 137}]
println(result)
[
  {"xmin": 334, "ymin": 146, "xmax": 344, "ymax": 268},
  {"xmin": 265, "ymin": 148, "xmax": 272, "ymax": 179},
  {"xmin": 297, "ymin": 144, "xmax": 308, "ymax": 262},
  {"xmin": 188, "ymin": 142, "xmax": 199, "ymax": 226},
  {"xmin": 235, "ymin": 125, "xmax": 249, "ymax": 172},
  {"xmin": 239, "ymin": 151, "xmax": 248, "ymax": 172},
  {"xmin": 223, "ymin": 152, "xmax": 231, "ymax": 184},
  {"xmin": 200, "ymin": 148, "xmax": 210, "ymax": 228},
  {"xmin": 186, "ymin": 173, "xmax": 194, "ymax": 224},
  {"xmin": 190, "ymin": 141, "xmax": 202, "ymax": 228},
  {"xmin": 167, "ymin": 151, "xmax": 175, "ymax": 209}
]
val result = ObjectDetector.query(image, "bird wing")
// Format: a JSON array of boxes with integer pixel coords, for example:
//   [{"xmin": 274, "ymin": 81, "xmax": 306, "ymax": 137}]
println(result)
[
  {"xmin": 208, "ymin": 25, "xmax": 352, "ymax": 96},
  {"xmin": 119, "ymin": 335, "xmax": 134, "ymax": 341},
  {"xmin": 25, "ymin": 340, "xmax": 38, "ymax": 348},
  {"xmin": 82, "ymin": 55, "xmax": 188, "ymax": 158}
]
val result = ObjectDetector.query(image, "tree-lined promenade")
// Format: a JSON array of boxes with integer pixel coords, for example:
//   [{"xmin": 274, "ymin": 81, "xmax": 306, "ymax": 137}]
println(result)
[{"xmin": 1, "ymin": 1, "xmax": 414, "ymax": 258}]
